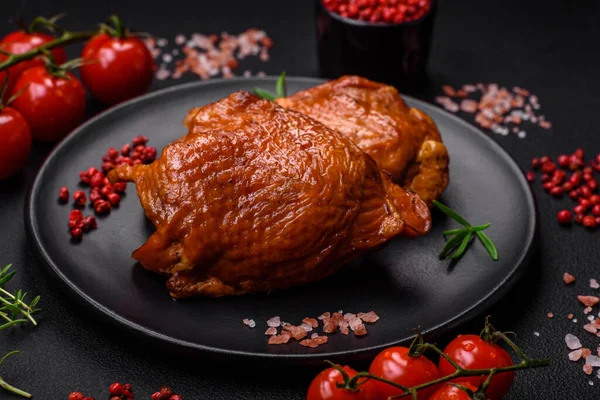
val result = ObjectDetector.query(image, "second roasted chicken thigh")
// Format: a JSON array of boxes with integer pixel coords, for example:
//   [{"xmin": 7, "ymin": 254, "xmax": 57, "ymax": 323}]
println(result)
[
  {"xmin": 109, "ymin": 91, "xmax": 431, "ymax": 298},
  {"xmin": 275, "ymin": 76, "xmax": 450, "ymax": 206}
]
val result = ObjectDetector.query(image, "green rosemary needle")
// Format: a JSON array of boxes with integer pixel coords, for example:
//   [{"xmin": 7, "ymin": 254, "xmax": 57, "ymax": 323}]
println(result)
[
  {"xmin": 253, "ymin": 71, "xmax": 287, "ymax": 100},
  {"xmin": 433, "ymin": 200, "xmax": 499, "ymax": 261},
  {"xmin": 0, "ymin": 351, "xmax": 31, "ymax": 398},
  {"xmin": 0, "ymin": 265, "xmax": 41, "ymax": 331}
]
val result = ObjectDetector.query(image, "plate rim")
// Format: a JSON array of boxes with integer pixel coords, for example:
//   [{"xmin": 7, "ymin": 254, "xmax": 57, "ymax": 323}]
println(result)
[{"xmin": 25, "ymin": 76, "xmax": 538, "ymax": 362}]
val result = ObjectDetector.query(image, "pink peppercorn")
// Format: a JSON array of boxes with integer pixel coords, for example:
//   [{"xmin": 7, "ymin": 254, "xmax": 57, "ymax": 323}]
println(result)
[
  {"xmin": 107, "ymin": 193, "xmax": 121, "ymax": 206},
  {"xmin": 59, "ymin": 186, "xmax": 69, "ymax": 202},
  {"xmin": 73, "ymin": 190, "xmax": 86, "ymax": 206},
  {"xmin": 94, "ymin": 200, "xmax": 111, "ymax": 214},
  {"xmin": 557, "ymin": 210, "xmax": 572, "ymax": 225},
  {"xmin": 71, "ymin": 228, "xmax": 83, "ymax": 240},
  {"xmin": 90, "ymin": 172, "xmax": 105, "ymax": 188},
  {"xmin": 583, "ymin": 215, "xmax": 597, "ymax": 229},
  {"xmin": 113, "ymin": 182, "xmax": 127, "ymax": 193}
]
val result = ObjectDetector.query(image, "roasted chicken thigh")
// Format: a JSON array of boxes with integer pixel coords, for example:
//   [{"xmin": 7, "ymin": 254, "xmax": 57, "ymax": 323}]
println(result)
[
  {"xmin": 274, "ymin": 76, "xmax": 449, "ymax": 206},
  {"xmin": 109, "ymin": 91, "xmax": 430, "ymax": 298}
]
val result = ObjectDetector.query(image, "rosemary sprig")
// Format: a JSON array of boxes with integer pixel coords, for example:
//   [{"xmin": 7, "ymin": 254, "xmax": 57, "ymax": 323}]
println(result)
[
  {"xmin": 0, "ymin": 265, "xmax": 41, "ymax": 331},
  {"xmin": 0, "ymin": 351, "xmax": 31, "ymax": 398},
  {"xmin": 327, "ymin": 318, "xmax": 550, "ymax": 400},
  {"xmin": 433, "ymin": 200, "xmax": 498, "ymax": 261},
  {"xmin": 253, "ymin": 71, "xmax": 287, "ymax": 100}
]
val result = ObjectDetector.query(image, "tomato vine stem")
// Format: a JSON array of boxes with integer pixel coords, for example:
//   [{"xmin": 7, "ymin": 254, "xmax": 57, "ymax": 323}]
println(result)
[{"xmin": 0, "ymin": 30, "xmax": 98, "ymax": 72}]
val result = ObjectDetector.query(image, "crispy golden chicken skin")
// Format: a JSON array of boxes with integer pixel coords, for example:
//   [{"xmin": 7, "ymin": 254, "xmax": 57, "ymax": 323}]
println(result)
[
  {"xmin": 109, "ymin": 91, "xmax": 431, "ymax": 298},
  {"xmin": 274, "ymin": 76, "xmax": 449, "ymax": 206}
]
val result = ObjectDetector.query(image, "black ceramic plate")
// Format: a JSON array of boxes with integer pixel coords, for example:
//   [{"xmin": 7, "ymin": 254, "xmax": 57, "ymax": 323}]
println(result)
[{"xmin": 26, "ymin": 77, "xmax": 537, "ymax": 366}]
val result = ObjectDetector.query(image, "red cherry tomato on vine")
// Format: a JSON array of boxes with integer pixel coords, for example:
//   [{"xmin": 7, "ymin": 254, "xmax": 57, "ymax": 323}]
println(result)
[
  {"xmin": 0, "ymin": 106, "xmax": 31, "ymax": 180},
  {"xmin": 438, "ymin": 335, "xmax": 514, "ymax": 400},
  {"xmin": 80, "ymin": 33, "xmax": 154, "ymax": 105},
  {"xmin": 0, "ymin": 31, "xmax": 67, "ymax": 100},
  {"xmin": 306, "ymin": 365, "xmax": 376, "ymax": 400},
  {"xmin": 429, "ymin": 382, "xmax": 480, "ymax": 400},
  {"xmin": 9, "ymin": 66, "xmax": 86, "ymax": 142},
  {"xmin": 368, "ymin": 346, "xmax": 441, "ymax": 400}
]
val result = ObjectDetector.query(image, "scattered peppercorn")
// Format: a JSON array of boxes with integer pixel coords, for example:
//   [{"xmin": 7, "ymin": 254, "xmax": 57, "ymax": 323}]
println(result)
[
  {"xmin": 59, "ymin": 186, "xmax": 70, "ymax": 202},
  {"xmin": 529, "ymin": 150, "xmax": 600, "ymax": 229},
  {"xmin": 69, "ymin": 392, "xmax": 85, "ymax": 400},
  {"xmin": 557, "ymin": 210, "xmax": 572, "ymax": 225},
  {"xmin": 58, "ymin": 136, "xmax": 158, "ymax": 241}
]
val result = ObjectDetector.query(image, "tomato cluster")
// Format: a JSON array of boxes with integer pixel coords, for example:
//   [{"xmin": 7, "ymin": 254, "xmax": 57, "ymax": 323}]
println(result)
[
  {"xmin": 0, "ymin": 15, "xmax": 155, "ymax": 180},
  {"xmin": 307, "ymin": 334, "xmax": 515, "ymax": 400}
]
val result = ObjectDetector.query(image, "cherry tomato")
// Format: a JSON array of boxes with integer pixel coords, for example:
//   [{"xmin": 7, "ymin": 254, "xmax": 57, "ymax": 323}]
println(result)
[
  {"xmin": 368, "ymin": 346, "xmax": 441, "ymax": 400},
  {"xmin": 429, "ymin": 382, "xmax": 480, "ymax": 400},
  {"xmin": 0, "ymin": 31, "xmax": 67, "ymax": 100},
  {"xmin": 80, "ymin": 33, "xmax": 154, "ymax": 105},
  {"xmin": 0, "ymin": 106, "xmax": 32, "ymax": 180},
  {"xmin": 438, "ymin": 335, "xmax": 514, "ymax": 400},
  {"xmin": 307, "ymin": 366, "xmax": 376, "ymax": 400},
  {"xmin": 9, "ymin": 66, "xmax": 86, "ymax": 142}
]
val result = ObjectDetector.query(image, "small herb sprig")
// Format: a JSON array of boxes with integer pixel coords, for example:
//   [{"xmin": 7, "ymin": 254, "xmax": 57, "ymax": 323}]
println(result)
[
  {"xmin": 0, "ymin": 265, "xmax": 41, "ymax": 331},
  {"xmin": 253, "ymin": 71, "xmax": 287, "ymax": 100},
  {"xmin": 433, "ymin": 200, "xmax": 498, "ymax": 261},
  {"xmin": 0, "ymin": 351, "xmax": 31, "ymax": 398}
]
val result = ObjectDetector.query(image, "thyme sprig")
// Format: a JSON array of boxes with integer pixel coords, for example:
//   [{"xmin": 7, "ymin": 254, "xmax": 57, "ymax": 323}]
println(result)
[
  {"xmin": 0, "ymin": 265, "xmax": 41, "ymax": 331},
  {"xmin": 433, "ymin": 200, "xmax": 498, "ymax": 261}
]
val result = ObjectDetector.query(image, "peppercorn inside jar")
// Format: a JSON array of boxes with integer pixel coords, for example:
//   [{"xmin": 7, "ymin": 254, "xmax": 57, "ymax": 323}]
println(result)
[{"xmin": 315, "ymin": 0, "xmax": 437, "ymax": 90}]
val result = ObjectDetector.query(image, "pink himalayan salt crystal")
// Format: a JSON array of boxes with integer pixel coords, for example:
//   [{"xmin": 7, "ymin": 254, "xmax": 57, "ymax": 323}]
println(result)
[
  {"xmin": 300, "ymin": 336, "xmax": 329, "ymax": 348},
  {"xmin": 265, "ymin": 327, "xmax": 277, "ymax": 336},
  {"xmin": 290, "ymin": 326, "xmax": 308, "ymax": 340},
  {"xmin": 354, "ymin": 324, "xmax": 367, "ymax": 336},
  {"xmin": 358, "ymin": 311, "xmax": 380, "ymax": 323},
  {"xmin": 318, "ymin": 312, "xmax": 331, "ymax": 320},
  {"xmin": 565, "ymin": 333, "xmax": 582, "ymax": 349},
  {"xmin": 311, "ymin": 333, "xmax": 319, "ymax": 339},
  {"xmin": 301, "ymin": 323, "xmax": 314, "ymax": 332},
  {"xmin": 340, "ymin": 326, "xmax": 350, "ymax": 335},
  {"xmin": 584, "ymin": 364, "xmax": 593, "ymax": 375},
  {"xmin": 582, "ymin": 348, "xmax": 592, "ymax": 358},
  {"xmin": 583, "ymin": 323, "xmax": 598, "ymax": 334},
  {"xmin": 569, "ymin": 349, "xmax": 583, "ymax": 361},
  {"xmin": 243, "ymin": 318, "xmax": 256, "ymax": 328},
  {"xmin": 267, "ymin": 316, "xmax": 281, "ymax": 328},
  {"xmin": 578, "ymin": 296, "xmax": 600, "ymax": 307},
  {"xmin": 460, "ymin": 99, "xmax": 479, "ymax": 113},
  {"xmin": 443, "ymin": 101, "xmax": 460, "ymax": 113},
  {"xmin": 435, "ymin": 96, "xmax": 451, "ymax": 105},
  {"xmin": 302, "ymin": 318, "xmax": 319, "ymax": 328},
  {"xmin": 591, "ymin": 279, "xmax": 600, "ymax": 289},
  {"xmin": 563, "ymin": 272, "xmax": 575, "ymax": 284},
  {"xmin": 268, "ymin": 334, "xmax": 290, "ymax": 345},
  {"xmin": 584, "ymin": 306, "xmax": 593, "ymax": 314},
  {"xmin": 323, "ymin": 319, "xmax": 337, "ymax": 334}
]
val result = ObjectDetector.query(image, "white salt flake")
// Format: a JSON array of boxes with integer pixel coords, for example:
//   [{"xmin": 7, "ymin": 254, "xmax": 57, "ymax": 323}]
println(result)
[
  {"xmin": 301, "ymin": 323, "xmax": 313, "ymax": 332},
  {"xmin": 591, "ymin": 279, "xmax": 600, "ymax": 289},
  {"xmin": 175, "ymin": 34, "xmax": 186, "ymax": 45},
  {"xmin": 171, "ymin": 49, "xmax": 179, "ymax": 56},
  {"xmin": 157, "ymin": 38, "xmax": 168, "ymax": 47},
  {"xmin": 586, "ymin": 355, "xmax": 600, "ymax": 367},
  {"xmin": 566, "ymin": 333, "xmax": 583, "ymax": 349},
  {"xmin": 517, "ymin": 131, "xmax": 526, "ymax": 139},
  {"xmin": 267, "ymin": 316, "xmax": 281, "ymax": 328},
  {"xmin": 533, "ymin": 331, "xmax": 540, "ymax": 337},
  {"xmin": 589, "ymin": 316, "xmax": 596, "ymax": 322},
  {"xmin": 311, "ymin": 333, "xmax": 318, "ymax": 339},
  {"xmin": 574, "ymin": 319, "xmax": 578, "ymax": 323},
  {"xmin": 162, "ymin": 54, "xmax": 173, "ymax": 63},
  {"xmin": 590, "ymin": 381, "xmax": 594, "ymax": 386},
  {"xmin": 248, "ymin": 319, "xmax": 256, "ymax": 328}
]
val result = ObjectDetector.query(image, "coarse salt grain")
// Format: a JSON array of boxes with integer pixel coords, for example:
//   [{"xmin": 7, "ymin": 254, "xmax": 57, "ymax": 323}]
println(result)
[
  {"xmin": 569, "ymin": 349, "xmax": 583, "ymax": 361},
  {"xmin": 301, "ymin": 323, "xmax": 313, "ymax": 332},
  {"xmin": 586, "ymin": 355, "xmax": 600, "ymax": 367},
  {"xmin": 564, "ymin": 273, "xmax": 576, "ymax": 284},
  {"xmin": 175, "ymin": 34, "xmax": 186, "ymax": 45},
  {"xmin": 547, "ymin": 312, "xmax": 554, "ymax": 318},
  {"xmin": 268, "ymin": 334, "xmax": 290, "ymax": 345},
  {"xmin": 302, "ymin": 318, "xmax": 319, "ymax": 328},
  {"xmin": 533, "ymin": 331, "xmax": 540, "ymax": 337},
  {"xmin": 583, "ymin": 323, "xmax": 598, "ymax": 334},
  {"xmin": 591, "ymin": 279, "xmax": 600, "ymax": 289},
  {"xmin": 162, "ymin": 54, "xmax": 173, "ymax": 63},
  {"xmin": 265, "ymin": 327, "xmax": 277, "ymax": 336},
  {"xmin": 156, "ymin": 38, "xmax": 167, "ymax": 47},
  {"xmin": 585, "ymin": 306, "xmax": 594, "ymax": 314},
  {"xmin": 358, "ymin": 311, "xmax": 380, "ymax": 323},
  {"xmin": 243, "ymin": 318, "xmax": 256, "ymax": 328},
  {"xmin": 566, "ymin": 333, "xmax": 583, "ymax": 349},
  {"xmin": 589, "ymin": 381, "xmax": 594, "ymax": 386},
  {"xmin": 582, "ymin": 348, "xmax": 592, "ymax": 358},
  {"xmin": 568, "ymin": 313, "xmax": 574, "ymax": 319},
  {"xmin": 574, "ymin": 319, "xmax": 578, "ymax": 323},
  {"xmin": 267, "ymin": 316, "xmax": 281, "ymax": 327},
  {"xmin": 584, "ymin": 364, "xmax": 593, "ymax": 375},
  {"xmin": 311, "ymin": 333, "xmax": 318, "ymax": 339},
  {"xmin": 579, "ymin": 296, "xmax": 600, "ymax": 307}
]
